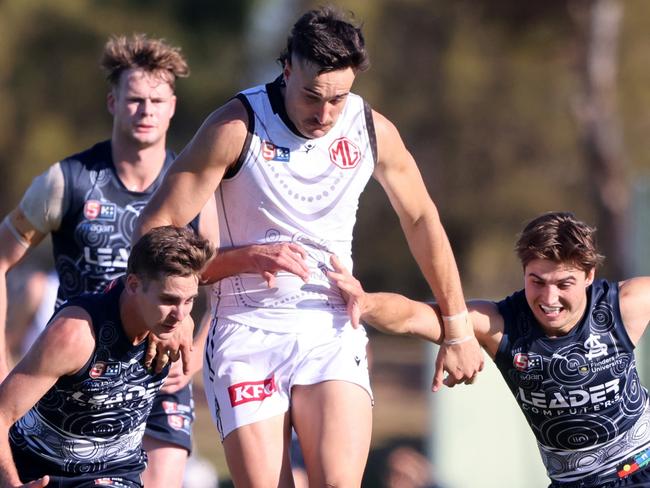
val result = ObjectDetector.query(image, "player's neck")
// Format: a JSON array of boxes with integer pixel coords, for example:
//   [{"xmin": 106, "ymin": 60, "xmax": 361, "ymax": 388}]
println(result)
[
  {"xmin": 111, "ymin": 138, "xmax": 166, "ymax": 192},
  {"xmin": 119, "ymin": 290, "xmax": 150, "ymax": 345}
]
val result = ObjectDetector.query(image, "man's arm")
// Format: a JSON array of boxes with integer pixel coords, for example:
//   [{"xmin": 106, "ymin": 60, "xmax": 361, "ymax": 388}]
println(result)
[
  {"xmin": 134, "ymin": 98, "xmax": 249, "ymax": 241},
  {"xmin": 618, "ymin": 277, "xmax": 650, "ymax": 345},
  {"xmin": 371, "ymin": 110, "xmax": 483, "ymax": 390},
  {"xmin": 328, "ymin": 255, "xmax": 503, "ymax": 362},
  {"xmin": 0, "ymin": 307, "xmax": 94, "ymax": 487},
  {"xmin": 0, "ymin": 209, "xmax": 46, "ymax": 380},
  {"xmin": 200, "ymin": 243, "xmax": 310, "ymax": 287}
]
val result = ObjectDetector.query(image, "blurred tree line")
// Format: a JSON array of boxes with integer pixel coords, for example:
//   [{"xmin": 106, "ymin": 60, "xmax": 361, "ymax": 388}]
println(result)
[{"xmin": 2, "ymin": 0, "xmax": 649, "ymax": 301}]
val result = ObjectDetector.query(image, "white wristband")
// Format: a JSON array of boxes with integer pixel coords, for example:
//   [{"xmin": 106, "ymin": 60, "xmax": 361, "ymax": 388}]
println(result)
[
  {"xmin": 444, "ymin": 335, "xmax": 474, "ymax": 345},
  {"xmin": 442, "ymin": 310, "xmax": 468, "ymax": 323}
]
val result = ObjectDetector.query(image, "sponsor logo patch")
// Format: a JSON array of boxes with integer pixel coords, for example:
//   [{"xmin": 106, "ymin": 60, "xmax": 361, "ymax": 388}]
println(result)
[
  {"xmin": 168, "ymin": 414, "xmax": 186, "ymax": 431},
  {"xmin": 513, "ymin": 352, "xmax": 542, "ymax": 372},
  {"xmin": 329, "ymin": 137, "xmax": 360, "ymax": 169},
  {"xmin": 89, "ymin": 361, "xmax": 121, "ymax": 379},
  {"xmin": 228, "ymin": 375, "xmax": 277, "ymax": 406},
  {"xmin": 83, "ymin": 200, "xmax": 116, "ymax": 221},
  {"xmin": 89, "ymin": 362, "xmax": 106, "ymax": 379},
  {"xmin": 262, "ymin": 141, "xmax": 290, "ymax": 162}
]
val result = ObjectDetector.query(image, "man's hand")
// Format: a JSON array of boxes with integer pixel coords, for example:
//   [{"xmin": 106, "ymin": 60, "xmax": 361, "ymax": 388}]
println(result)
[
  {"xmin": 326, "ymin": 254, "xmax": 364, "ymax": 328},
  {"xmin": 432, "ymin": 316, "xmax": 484, "ymax": 391},
  {"xmin": 244, "ymin": 243, "xmax": 310, "ymax": 287},
  {"xmin": 20, "ymin": 475, "xmax": 50, "ymax": 487},
  {"xmin": 160, "ymin": 359, "xmax": 192, "ymax": 394},
  {"xmin": 201, "ymin": 242, "xmax": 310, "ymax": 287},
  {"xmin": 145, "ymin": 320, "xmax": 194, "ymax": 374}
]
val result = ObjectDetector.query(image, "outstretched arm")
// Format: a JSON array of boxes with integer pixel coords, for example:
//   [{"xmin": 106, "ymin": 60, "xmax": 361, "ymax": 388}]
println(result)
[
  {"xmin": 329, "ymin": 255, "xmax": 503, "ymax": 379},
  {"xmin": 372, "ymin": 110, "xmax": 483, "ymax": 390},
  {"xmin": 0, "ymin": 307, "xmax": 94, "ymax": 487}
]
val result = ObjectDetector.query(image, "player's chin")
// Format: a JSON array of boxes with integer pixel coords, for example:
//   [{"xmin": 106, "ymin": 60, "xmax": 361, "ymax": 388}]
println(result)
[{"xmin": 155, "ymin": 324, "xmax": 178, "ymax": 338}]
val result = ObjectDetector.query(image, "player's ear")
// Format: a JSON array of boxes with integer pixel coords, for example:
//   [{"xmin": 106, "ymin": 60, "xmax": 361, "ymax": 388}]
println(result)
[
  {"xmin": 107, "ymin": 90, "xmax": 116, "ymax": 115},
  {"xmin": 585, "ymin": 268, "xmax": 595, "ymax": 287},
  {"xmin": 126, "ymin": 274, "xmax": 141, "ymax": 294}
]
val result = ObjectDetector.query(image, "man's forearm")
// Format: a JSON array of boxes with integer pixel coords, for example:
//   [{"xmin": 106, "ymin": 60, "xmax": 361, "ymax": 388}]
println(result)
[
  {"xmin": 0, "ymin": 425, "xmax": 22, "ymax": 487},
  {"xmin": 361, "ymin": 292, "xmax": 442, "ymax": 342},
  {"xmin": 403, "ymin": 214, "xmax": 471, "ymax": 339}
]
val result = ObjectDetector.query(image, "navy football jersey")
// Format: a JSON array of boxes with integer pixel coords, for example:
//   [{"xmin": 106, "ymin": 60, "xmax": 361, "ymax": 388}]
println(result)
[
  {"xmin": 10, "ymin": 280, "xmax": 168, "ymax": 481},
  {"xmin": 51, "ymin": 140, "xmax": 198, "ymax": 306},
  {"xmin": 495, "ymin": 279, "xmax": 650, "ymax": 486}
]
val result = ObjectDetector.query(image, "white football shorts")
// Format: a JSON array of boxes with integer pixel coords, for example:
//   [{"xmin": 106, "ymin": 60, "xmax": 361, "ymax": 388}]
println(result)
[{"xmin": 202, "ymin": 318, "xmax": 373, "ymax": 440}]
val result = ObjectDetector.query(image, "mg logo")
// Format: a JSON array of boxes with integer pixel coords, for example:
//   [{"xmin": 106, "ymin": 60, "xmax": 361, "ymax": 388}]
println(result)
[{"xmin": 329, "ymin": 137, "xmax": 360, "ymax": 169}]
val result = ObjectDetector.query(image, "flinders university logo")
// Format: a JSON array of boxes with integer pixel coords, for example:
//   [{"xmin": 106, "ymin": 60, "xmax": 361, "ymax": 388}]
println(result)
[{"xmin": 584, "ymin": 334, "xmax": 608, "ymax": 361}]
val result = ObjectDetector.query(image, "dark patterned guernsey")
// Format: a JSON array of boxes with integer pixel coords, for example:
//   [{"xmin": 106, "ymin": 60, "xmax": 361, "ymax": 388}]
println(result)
[
  {"xmin": 51, "ymin": 140, "xmax": 198, "ymax": 307},
  {"xmin": 495, "ymin": 279, "xmax": 650, "ymax": 486},
  {"xmin": 9, "ymin": 281, "xmax": 168, "ymax": 482}
]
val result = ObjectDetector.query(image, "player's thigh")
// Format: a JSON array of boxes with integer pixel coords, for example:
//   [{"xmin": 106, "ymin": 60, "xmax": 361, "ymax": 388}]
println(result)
[
  {"xmin": 141, "ymin": 435, "xmax": 188, "ymax": 488},
  {"xmin": 223, "ymin": 411, "xmax": 295, "ymax": 488},
  {"xmin": 291, "ymin": 380, "xmax": 372, "ymax": 487}
]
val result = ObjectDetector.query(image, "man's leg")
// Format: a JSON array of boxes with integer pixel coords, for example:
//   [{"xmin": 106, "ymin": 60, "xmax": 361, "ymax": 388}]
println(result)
[
  {"xmin": 141, "ymin": 386, "xmax": 194, "ymax": 487},
  {"xmin": 291, "ymin": 381, "xmax": 372, "ymax": 487},
  {"xmin": 141, "ymin": 435, "xmax": 188, "ymax": 488},
  {"xmin": 222, "ymin": 412, "xmax": 295, "ymax": 488}
]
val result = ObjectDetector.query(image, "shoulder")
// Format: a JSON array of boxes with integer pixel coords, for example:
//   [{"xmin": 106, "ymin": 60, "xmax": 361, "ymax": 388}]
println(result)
[
  {"xmin": 203, "ymin": 98, "xmax": 250, "ymax": 133},
  {"xmin": 468, "ymin": 300, "xmax": 505, "ymax": 358},
  {"xmin": 59, "ymin": 140, "xmax": 112, "ymax": 170},
  {"xmin": 617, "ymin": 277, "xmax": 650, "ymax": 345},
  {"xmin": 371, "ymin": 109, "xmax": 400, "ymax": 142},
  {"xmin": 183, "ymin": 98, "xmax": 250, "ymax": 169},
  {"xmin": 35, "ymin": 305, "xmax": 96, "ymax": 375}
]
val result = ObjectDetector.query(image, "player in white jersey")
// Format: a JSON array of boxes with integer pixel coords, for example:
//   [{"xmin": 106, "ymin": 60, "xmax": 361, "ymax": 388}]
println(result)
[{"xmin": 135, "ymin": 6, "xmax": 483, "ymax": 487}]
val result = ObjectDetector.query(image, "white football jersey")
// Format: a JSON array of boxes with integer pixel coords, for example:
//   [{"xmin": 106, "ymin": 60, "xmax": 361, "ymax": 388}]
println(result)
[{"xmin": 213, "ymin": 78, "xmax": 376, "ymax": 332}]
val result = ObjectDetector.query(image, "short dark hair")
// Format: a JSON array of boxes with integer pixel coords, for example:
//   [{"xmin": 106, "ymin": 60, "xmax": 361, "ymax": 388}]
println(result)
[
  {"xmin": 278, "ymin": 6, "xmax": 370, "ymax": 73},
  {"xmin": 100, "ymin": 33, "xmax": 189, "ymax": 90},
  {"xmin": 515, "ymin": 212, "xmax": 604, "ymax": 273},
  {"xmin": 127, "ymin": 226, "xmax": 213, "ymax": 283}
]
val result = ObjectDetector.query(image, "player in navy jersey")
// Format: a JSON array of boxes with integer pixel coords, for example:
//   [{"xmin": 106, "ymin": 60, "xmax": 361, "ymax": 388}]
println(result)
[
  {"xmin": 134, "ymin": 6, "xmax": 482, "ymax": 487},
  {"xmin": 0, "ymin": 34, "xmax": 218, "ymax": 487},
  {"xmin": 329, "ymin": 211, "xmax": 650, "ymax": 487},
  {"xmin": 0, "ymin": 226, "xmax": 213, "ymax": 488}
]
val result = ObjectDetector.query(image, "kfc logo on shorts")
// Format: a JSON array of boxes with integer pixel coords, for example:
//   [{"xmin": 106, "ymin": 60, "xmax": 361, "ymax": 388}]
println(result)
[
  {"xmin": 329, "ymin": 137, "xmax": 360, "ymax": 169},
  {"xmin": 228, "ymin": 375, "xmax": 277, "ymax": 406},
  {"xmin": 89, "ymin": 362, "xmax": 106, "ymax": 379}
]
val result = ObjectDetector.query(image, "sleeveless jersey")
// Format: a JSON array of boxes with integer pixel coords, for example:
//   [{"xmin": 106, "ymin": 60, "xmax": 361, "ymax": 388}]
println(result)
[
  {"xmin": 51, "ymin": 140, "xmax": 197, "ymax": 307},
  {"xmin": 213, "ymin": 78, "xmax": 377, "ymax": 332},
  {"xmin": 494, "ymin": 279, "xmax": 650, "ymax": 486},
  {"xmin": 9, "ymin": 280, "xmax": 168, "ymax": 480}
]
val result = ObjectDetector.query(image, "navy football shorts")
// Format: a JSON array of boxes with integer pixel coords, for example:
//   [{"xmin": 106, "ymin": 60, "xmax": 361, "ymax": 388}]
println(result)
[
  {"xmin": 47, "ymin": 473, "xmax": 143, "ymax": 488},
  {"xmin": 144, "ymin": 383, "xmax": 195, "ymax": 453}
]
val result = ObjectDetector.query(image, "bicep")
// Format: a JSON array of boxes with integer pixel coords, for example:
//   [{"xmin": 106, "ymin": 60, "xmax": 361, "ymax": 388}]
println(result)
[
  {"xmin": 0, "ymin": 208, "xmax": 45, "ymax": 272},
  {"xmin": 0, "ymin": 311, "xmax": 93, "ymax": 424},
  {"xmin": 137, "ymin": 101, "xmax": 248, "ymax": 234},
  {"xmin": 468, "ymin": 300, "xmax": 504, "ymax": 359},
  {"xmin": 619, "ymin": 277, "xmax": 650, "ymax": 345},
  {"xmin": 372, "ymin": 111, "xmax": 436, "ymax": 223},
  {"xmin": 198, "ymin": 193, "xmax": 219, "ymax": 247}
]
